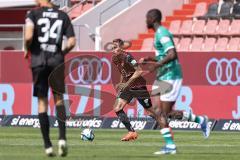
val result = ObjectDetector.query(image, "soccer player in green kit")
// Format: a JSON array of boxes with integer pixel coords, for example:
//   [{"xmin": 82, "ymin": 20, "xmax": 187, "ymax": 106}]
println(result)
[{"xmin": 140, "ymin": 9, "xmax": 210, "ymax": 155}]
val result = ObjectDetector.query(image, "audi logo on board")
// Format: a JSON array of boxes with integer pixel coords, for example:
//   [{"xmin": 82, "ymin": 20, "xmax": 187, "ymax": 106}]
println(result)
[
  {"xmin": 68, "ymin": 57, "xmax": 112, "ymax": 84},
  {"xmin": 206, "ymin": 58, "xmax": 240, "ymax": 85}
]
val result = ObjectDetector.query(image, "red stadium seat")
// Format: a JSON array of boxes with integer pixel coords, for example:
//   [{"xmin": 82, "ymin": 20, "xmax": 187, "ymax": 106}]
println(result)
[
  {"xmin": 71, "ymin": 0, "xmax": 81, "ymax": 4},
  {"xmin": 214, "ymin": 37, "xmax": 229, "ymax": 51},
  {"xmin": 81, "ymin": 3, "xmax": 92, "ymax": 13},
  {"xmin": 129, "ymin": 0, "xmax": 238, "ymax": 51},
  {"xmin": 202, "ymin": 37, "xmax": 216, "ymax": 51},
  {"xmin": 190, "ymin": 37, "xmax": 204, "ymax": 51},
  {"xmin": 169, "ymin": 20, "xmax": 181, "ymax": 35},
  {"xmin": 204, "ymin": 20, "xmax": 218, "ymax": 36},
  {"xmin": 70, "ymin": 4, "xmax": 83, "ymax": 19},
  {"xmin": 227, "ymin": 37, "xmax": 240, "ymax": 51},
  {"xmin": 227, "ymin": 20, "xmax": 240, "ymax": 36},
  {"xmin": 217, "ymin": 20, "xmax": 230, "ymax": 36},
  {"xmin": 141, "ymin": 38, "xmax": 154, "ymax": 51},
  {"xmin": 192, "ymin": 20, "xmax": 206, "ymax": 35},
  {"xmin": 70, "ymin": 3, "xmax": 93, "ymax": 19},
  {"xmin": 192, "ymin": 2, "xmax": 208, "ymax": 17},
  {"xmin": 179, "ymin": 20, "xmax": 193, "ymax": 36},
  {"xmin": 178, "ymin": 37, "xmax": 192, "ymax": 51}
]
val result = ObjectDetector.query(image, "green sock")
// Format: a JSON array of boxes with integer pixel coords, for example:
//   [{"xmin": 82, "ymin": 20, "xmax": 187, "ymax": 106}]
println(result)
[
  {"xmin": 194, "ymin": 116, "xmax": 204, "ymax": 124},
  {"xmin": 160, "ymin": 128, "xmax": 175, "ymax": 145},
  {"xmin": 183, "ymin": 111, "xmax": 204, "ymax": 124}
]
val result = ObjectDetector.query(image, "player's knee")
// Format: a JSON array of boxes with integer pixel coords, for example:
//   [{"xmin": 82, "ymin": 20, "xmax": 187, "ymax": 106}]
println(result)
[
  {"xmin": 114, "ymin": 106, "xmax": 121, "ymax": 113},
  {"xmin": 113, "ymin": 103, "xmax": 124, "ymax": 113}
]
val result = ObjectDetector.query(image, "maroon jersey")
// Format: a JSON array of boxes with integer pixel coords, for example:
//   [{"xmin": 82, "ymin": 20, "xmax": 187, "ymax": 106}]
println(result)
[{"xmin": 112, "ymin": 52, "xmax": 146, "ymax": 88}]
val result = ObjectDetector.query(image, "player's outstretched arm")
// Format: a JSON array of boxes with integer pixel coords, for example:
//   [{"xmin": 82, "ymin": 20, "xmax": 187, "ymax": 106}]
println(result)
[
  {"xmin": 139, "ymin": 57, "xmax": 157, "ymax": 63},
  {"xmin": 156, "ymin": 48, "xmax": 177, "ymax": 68},
  {"xmin": 148, "ymin": 48, "xmax": 178, "ymax": 72}
]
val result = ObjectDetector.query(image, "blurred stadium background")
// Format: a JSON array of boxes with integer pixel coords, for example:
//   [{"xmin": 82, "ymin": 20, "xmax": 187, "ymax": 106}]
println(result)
[{"xmin": 0, "ymin": 0, "xmax": 240, "ymax": 159}]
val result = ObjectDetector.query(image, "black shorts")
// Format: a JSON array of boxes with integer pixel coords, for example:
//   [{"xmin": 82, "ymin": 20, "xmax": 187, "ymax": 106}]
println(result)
[
  {"xmin": 32, "ymin": 65, "xmax": 65, "ymax": 98},
  {"xmin": 117, "ymin": 86, "xmax": 152, "ymax": 109}
]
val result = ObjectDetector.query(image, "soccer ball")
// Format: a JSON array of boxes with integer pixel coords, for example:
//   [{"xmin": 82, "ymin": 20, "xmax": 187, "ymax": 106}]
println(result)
[{"xmin": 81, "ymin": 128, "xmax": 95, "ymax": 141}]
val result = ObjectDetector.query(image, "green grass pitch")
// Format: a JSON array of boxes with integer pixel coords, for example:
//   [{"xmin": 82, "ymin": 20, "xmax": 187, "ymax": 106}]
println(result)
[{"xmin": 0, "ymin": 127, "xmax": 239, "ymax": 160}]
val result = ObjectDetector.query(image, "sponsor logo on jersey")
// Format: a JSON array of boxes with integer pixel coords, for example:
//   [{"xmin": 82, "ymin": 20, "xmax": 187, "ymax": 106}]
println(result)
[{"xmin": 160, "ymin": 36, "xmax": 171, "ymax": 44}]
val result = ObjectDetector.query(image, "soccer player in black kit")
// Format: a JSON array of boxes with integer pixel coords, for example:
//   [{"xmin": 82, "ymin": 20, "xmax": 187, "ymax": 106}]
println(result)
[{"xmin": 24, "ymin": 0, "xmax": 75, "ymax": 157}]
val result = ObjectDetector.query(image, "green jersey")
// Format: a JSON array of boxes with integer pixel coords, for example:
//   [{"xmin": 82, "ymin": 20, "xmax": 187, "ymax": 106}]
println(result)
[{"xmin": 154, "ymin": 26, "xmax": 183, "ymax": 80}]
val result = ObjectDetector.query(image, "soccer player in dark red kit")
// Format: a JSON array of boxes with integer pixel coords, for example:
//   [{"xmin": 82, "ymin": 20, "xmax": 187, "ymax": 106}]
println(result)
[
  {"xmin": 110, "ymin": 39, "xmax": 164, "ymax": 141},
  {"xmin": 24, "ymin": 0, "xmax": 75, "ymax": 157}
]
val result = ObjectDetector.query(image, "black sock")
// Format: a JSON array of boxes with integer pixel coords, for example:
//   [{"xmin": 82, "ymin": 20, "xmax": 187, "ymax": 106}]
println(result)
[
  {"xmin": 56, "ymin": 104, "xmax": 66, "ymax": 140},
  {"xmin": 116, "ymin": 110, "xmax": 135, "ymax": 132},
  {"xmin": 38, "ymin": 112, "xmax": 52, "ymax": 148}
]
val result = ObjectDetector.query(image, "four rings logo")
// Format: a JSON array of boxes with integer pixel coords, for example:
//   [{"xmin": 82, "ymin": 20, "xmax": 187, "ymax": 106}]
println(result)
[
  {"xmin": 68, "ymin": 57, "xmax": 111, "ymax": 84},
  {"xmin": 206, "ymin": 58, "xmax": 240, "ymax": 85}
]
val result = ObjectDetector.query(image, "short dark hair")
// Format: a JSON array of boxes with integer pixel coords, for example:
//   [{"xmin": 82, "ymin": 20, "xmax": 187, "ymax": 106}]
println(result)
[
  {"xmin": 113, "ymin": 39, "xmax": 124, "ymax": 46},
  {"xmin": 147, "ymin": 9, "xmax": 162, "ymax": 22}
]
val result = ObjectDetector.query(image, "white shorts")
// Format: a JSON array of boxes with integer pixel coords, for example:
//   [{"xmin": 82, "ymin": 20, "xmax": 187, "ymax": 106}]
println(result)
[{"xmin": 152, "ymin": 79, "xmax": 183, "ymax": 102}]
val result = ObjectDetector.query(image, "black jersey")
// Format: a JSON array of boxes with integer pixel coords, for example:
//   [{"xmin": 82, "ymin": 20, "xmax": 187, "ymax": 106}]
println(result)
[
  {"xmin": 26, "ymin": 6, "xmax": 75, "ymax": 67},
  {"xmin": 112, "ymin": 52, "xmax": 146, "ymax": 88}
]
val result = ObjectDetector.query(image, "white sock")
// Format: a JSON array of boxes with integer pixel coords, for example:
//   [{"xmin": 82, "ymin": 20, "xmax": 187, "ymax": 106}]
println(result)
[
  {"xmin": 183, "ymin": 111, "xmax": 196, "ymax": 122},
  {"xmin": 166, "ymin": 144, "xmax": 176, "ymax": 149}
]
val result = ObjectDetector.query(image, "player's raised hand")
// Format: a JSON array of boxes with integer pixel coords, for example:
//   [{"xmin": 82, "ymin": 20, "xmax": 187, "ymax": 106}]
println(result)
[{"xmin": 139, "ymin": 58, "xmax": 147, "ymax": 64}]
